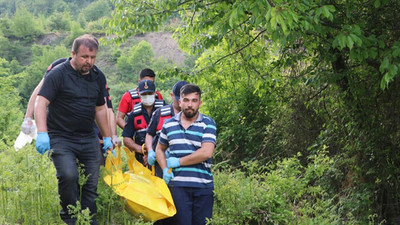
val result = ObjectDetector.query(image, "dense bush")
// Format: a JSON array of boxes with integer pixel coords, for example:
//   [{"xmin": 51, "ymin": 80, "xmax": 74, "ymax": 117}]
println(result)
[
  {"xmin": 116, "ymin": 40, "xmax": 155, "ymax": 82},
  {"xmin": 2, "ymin": 143, "xmax": 364, "ymax": 224},
  {"xmin": 17, "ymin": 44, "xmax": 69, "ymax": 105},
  {"xmin": 0, "ymin": 146, "xmax": 61, "ymax": 224},
  {"xmin": 78, "ymin": 0, "xmax": 111, "ymax": 23},
  {"xmin": 0, "ymin": 77, "xmax": 23, "ymax": 148},
  {"xmin": 213, "ymin": 151, "xmax": 343, "ymax": 224},
  {"xmin": 9, "ymin": 6, "xmax": 44, "ymax": 41},
  {"xmin": 48, "ymin": 11, "xmax": 71, "ymax": 32},
  {"xmin": 3, "ymin": 137, "xmax": 381, "ymax": 225}
]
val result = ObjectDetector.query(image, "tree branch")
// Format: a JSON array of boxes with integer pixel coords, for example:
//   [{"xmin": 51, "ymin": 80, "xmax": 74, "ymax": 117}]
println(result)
[{"xmin": 198, "ymin": 29, "xmax": 267, "ymax": 73}]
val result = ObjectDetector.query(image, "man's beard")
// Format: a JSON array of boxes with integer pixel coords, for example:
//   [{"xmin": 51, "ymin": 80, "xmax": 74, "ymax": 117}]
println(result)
[
  {"xmin": 79, "ymin": 64, "xmax": 91, "ymax": 74},
  {"xmin": 75, "ymin": 61, "xmax": 91, "ymax": 75},
  {"xmin": 183, "ymin": 108, "xmax": 198, "ymax": 118}
]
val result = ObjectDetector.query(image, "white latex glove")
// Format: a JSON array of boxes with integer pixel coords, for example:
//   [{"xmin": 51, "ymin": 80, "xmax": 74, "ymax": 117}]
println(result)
[
  {"xmin": 15, "ymin": 119, "xmax": 37, "ymax": 151},
  {"xmin": 112, "ymin": 135, "xmax": 121, "ymax": 147},
  {"xmin": 21, "ymin": 117, "xmax": 35, "ymax": 134}
]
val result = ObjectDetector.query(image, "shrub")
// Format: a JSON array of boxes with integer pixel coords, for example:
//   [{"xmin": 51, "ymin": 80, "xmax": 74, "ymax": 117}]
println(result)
[
  {"xmin": 79, "ymin": 0, "xmax": 111, "ymax": 23},
  {"xmin": 212, "ymin": 151, "xmax": 344, "ymax": 224},
  {"xmin": 9, "ymin": 6, "xmax": 44, "ymax": 41},
  {"xmin": 48, "ymin": 11, "xmax": 71, "ymax": 32},
  {"xmin": 0, "ymin": 145, "xmax": 61, "ymax": 224}
]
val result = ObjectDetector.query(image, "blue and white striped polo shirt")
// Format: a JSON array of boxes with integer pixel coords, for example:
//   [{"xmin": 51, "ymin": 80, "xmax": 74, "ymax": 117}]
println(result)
[{"xmin": 159, "ymin": 112, "xmax": 217, "ymax": 188}]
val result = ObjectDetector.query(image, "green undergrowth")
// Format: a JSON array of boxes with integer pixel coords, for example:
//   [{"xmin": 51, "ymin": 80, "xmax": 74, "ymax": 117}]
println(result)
[
  {"xmin": 212, "ymin": 151, "xmax": 342, "ymax": 225},
  {"xmin": 0, "ymin": 145, "xmax": 373, "ymax": 224}
]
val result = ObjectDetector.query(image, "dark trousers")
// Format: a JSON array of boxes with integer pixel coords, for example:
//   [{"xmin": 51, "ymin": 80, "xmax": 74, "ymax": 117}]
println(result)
[
  {"xmin": 161, "ymin": 186, "xmax": 214, "ymax": 225},
  {"xmin": 50, "ymin": 136, "xmax": 101, "ymax": 225}
]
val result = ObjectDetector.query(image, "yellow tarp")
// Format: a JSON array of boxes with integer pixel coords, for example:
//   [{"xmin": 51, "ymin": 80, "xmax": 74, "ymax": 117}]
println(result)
[{"xmin": 103, "ymin": 146, "xmax": 176, "ymax": 221}]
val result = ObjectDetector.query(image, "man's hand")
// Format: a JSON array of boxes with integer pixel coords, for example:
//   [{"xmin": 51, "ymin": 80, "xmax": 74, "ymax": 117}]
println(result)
[
  {"xmin": 148, "ymin": 150, "xmax": 156, "ymax": 166},
  {"xmin": 102, "ymin": 137, "xmax": 113, "ymax": 153},
  {"xmin": 36, "ymin": 132, "xmax": 50, "ymax": 155},
  {"xmin": 163, "ymin": 167, "xmax": 174, "ymax": 184},
  {"xmin": 21, "ymin": 117, "xmax": 35, "ymax": 134},
  {"xmin": 167, "ymin": 157, "xmax": 180, "ymax": 168},
  {"xmin": 112, "ymin": 135, "xmax": 121, "ymax": 147}
]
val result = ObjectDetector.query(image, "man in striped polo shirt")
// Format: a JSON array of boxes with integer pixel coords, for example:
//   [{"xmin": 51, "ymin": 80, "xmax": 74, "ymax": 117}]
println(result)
[{"xmin": 156, "ymin": 84, "xmax": 217, "ymax": 225}]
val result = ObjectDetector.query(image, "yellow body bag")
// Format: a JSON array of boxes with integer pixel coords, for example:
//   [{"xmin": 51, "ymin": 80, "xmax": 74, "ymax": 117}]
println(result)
[{"xmin": 103, "ymin": 146, "xmax": 176, "ymax": 221}]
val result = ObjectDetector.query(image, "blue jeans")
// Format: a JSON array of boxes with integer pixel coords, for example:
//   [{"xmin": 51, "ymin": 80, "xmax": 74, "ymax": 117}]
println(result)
[
  {"xmin": 163, "ymin": 186, "xmax": 214, "ymax": 225},
  {"xmin": 50, "ymin": 136, "xmax": 101, "ymax": 225}
]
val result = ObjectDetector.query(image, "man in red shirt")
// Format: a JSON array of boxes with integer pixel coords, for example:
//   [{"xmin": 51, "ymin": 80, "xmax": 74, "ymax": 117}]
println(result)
[{"xmin": 116, "ymin": 68, "xmax": 163, "ymax": 129}]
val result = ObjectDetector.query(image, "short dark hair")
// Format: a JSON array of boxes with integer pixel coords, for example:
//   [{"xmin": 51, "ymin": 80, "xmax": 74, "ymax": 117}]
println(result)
[
  {"xmin": 72, "ymin": 34, "xmax": 99, "ymax": 53},
  {"xmin": 139, "ymin": 68, "xmax": 156, "ymax": 79},
  {"xmin": 180, "ymin": 84, "xmax": 202, "ymax": 99}
]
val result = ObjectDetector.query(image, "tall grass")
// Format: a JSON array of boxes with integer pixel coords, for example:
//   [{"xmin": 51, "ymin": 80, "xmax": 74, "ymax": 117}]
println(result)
[
  {"xmin": 0, "ymin": 145, "xmax": 151, "ymax": 225},
  {"xmin": 0, "ymin": 145, "xmax": 61, "ymax": 224},
  {"xmin": 1, "ymin": 144, "xmax": 373, "ymax": 224}
]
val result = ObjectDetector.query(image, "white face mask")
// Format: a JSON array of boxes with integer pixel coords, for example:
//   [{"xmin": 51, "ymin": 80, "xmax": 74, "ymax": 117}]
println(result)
[{"xmin": 141, "ymin": 94, "xmax": 155, "ymax": 106}]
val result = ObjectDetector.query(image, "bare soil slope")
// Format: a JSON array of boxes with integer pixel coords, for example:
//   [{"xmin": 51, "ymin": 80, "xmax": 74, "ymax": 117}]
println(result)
[{"xmin": 136, "ymin": 32, "xmax": 186, "ymax": 66}]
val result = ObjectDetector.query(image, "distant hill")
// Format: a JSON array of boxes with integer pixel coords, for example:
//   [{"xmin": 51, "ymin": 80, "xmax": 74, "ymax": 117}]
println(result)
[{"xmin": 35, "ymin": 32, "xmax": 186, "ymax": 67}]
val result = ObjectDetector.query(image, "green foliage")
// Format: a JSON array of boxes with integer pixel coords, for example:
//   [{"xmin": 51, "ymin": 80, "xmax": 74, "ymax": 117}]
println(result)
[
  {"xmin": 17, "ymin": 44, "xmax": 69, "ymax": 107},
  {"xmin": 107, "ymin": 0, "xmax": 400, "ymax": 222},
  {"xmin": 0, "ymin": 35, "xmax": 10, "ymax": 58},
  {"xmin": 116, "ymin": 40, "xmax": 155, "ymax": 82},
  {"xmin": 0, "ymin": 142, "xmax": 363, "ymax": 224},
  {"xmin": 9, "ymin": 6, "xmax": 44, "ymax": 41},
  {"xmin": 0, "ymin": 0, "xmax": 16, "ymax": 16},
  {"xmin": 0, "ymin": 75, "xmax": 23, "ymax": 147},
  {"xmin": 51, "ymin": 0, "xmax": 70, "ymax": 14},
  {"xmin": 1, "ymin": 0, "xmax": 399, "ymax": 223},
  {"xmin": 0, "ymin": 17, "xmax": 11, "ymax": 34},
  {"xmin": 68, "ymin": 201, "xmax": 93, "ymax": 225},
  {"xmin": 0, "ymin": 57, "xmax": 10, "ymax": 77},
  {"xmin": 108, "ymin": 80, "xmax": 137, "ymax": 113},
  {"xmin": 79, "ymin": 0, "xmax": 111, "ymax": 23},
  {"xmin": 1, "ymin": 59, "xmax": 23, "ymax": 76},
  {"xmin": 0, "ymin": 146, "xmax": 62, "ymax": 224},
  {"xmin": 86, "ymin": 20, "xmax": 106, "ymax": 34},
  {"xmin": 48, "ymin": 11, "xmax": 71, "ymax": 32},
  {"xmin": 188, "ymin": 40, "xmax": 279, "ymax": 164},
  {"xmin": 30, "ymin": 0, "xmax": 56, "ymax": 17},
  {"xmin": 63, "ymin": 21, "xmax": 85, "ymax": 47},
  {"xmin": 64, "ymin": 161, "xmax": 94, "ymax": 224},
  {"xmin": 0, "ymin": 143, "xmax": 161, "ymax": 224},
  {"xmin": 213, "ymin": 151, "xmax": 348, "ymax": 224}
]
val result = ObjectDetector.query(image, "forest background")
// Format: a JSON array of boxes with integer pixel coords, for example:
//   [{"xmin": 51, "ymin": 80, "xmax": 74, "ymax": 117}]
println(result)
[{"xmin": 1, "ymin": 0, "xmax": 400, "ymax": 224}]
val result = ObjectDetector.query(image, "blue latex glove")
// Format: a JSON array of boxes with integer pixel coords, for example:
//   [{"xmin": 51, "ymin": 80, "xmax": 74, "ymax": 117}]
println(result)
[
  {"xmin": 102, "ymin": 137, "xmax": 112, "ymax": 153},
  {"xmin": 163, "ymin": 167, "xmax": 174, "ymax": 184},
  {"xmin": 36, "ymin": 132, "xmax": 50, "ymax": 155},
  {"xmin": 165, "ymin": 150, "xmax": 170, "ymax": 158},
  {"xmin": 167, "ymin": 157, "xmax": 180, "ymax": 168},
  {"xmin": 148, "ymin": 150, "xmax": 156, "ymax": 166}
]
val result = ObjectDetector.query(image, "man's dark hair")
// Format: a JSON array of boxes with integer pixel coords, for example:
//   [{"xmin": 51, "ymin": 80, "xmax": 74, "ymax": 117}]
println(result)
[
  {"xmin": 72, "ymin": 34, "xmax": 99, "ymax": 53},
  {"xmin": 180, "ymin": 84, "xmax": 202, "ymax": 99},
  {"xmin": 139, "ymin": 68, "xmax": 156, "ymax": 79}
]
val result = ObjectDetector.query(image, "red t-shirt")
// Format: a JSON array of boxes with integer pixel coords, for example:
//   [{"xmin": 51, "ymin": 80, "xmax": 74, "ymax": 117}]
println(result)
[{"xmin": 118, "ymin": 88, "xmax": 163, "ymax": 114}]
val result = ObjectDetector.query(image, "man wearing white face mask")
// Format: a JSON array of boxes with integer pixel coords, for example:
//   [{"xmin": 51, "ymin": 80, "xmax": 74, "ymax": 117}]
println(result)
[{"xmin": 122, "ymin": 79, "xmax": 165, "ymax": 165}]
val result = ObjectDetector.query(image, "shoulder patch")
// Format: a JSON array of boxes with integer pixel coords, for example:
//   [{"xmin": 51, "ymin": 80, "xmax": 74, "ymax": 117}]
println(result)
[
  {"xmin": 154, "ymin": 99, "xmax": 164, "ymax": 109},
  {"xmin": 132, "ymin": 103, "xmax": 142, "ymax": 115},
  {"xmin": 47, "ymin": 64, "xmax": 53, "ymax": 71},
  {"xmin": 160, "ymin": 105, "xmax": 172, "ymax": 116},
  {"xmin": 128, "ymin": 89, "xmax": 139, "ymax": 99}
]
